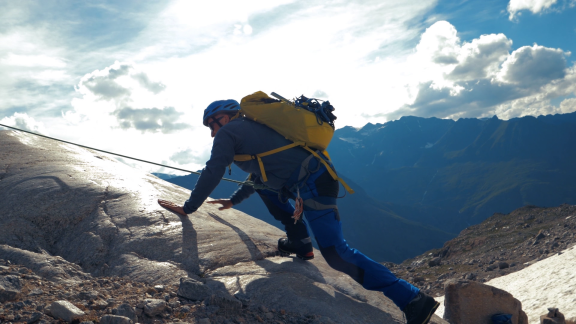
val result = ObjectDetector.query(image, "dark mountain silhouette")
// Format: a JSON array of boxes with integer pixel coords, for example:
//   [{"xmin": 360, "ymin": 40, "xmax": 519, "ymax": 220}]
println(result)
[{"xmin": 328, "ymin": 112, "xmax": 576, "ymax": 233}]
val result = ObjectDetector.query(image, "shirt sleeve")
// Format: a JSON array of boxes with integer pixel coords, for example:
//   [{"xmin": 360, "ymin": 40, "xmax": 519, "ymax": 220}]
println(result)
[
  {"xmin": 182, "ymin": 128, "xmax": 236, "ymax": 214},
  {"xmin": 229, "ymin": 174, "xmax": 256, "ymax": 205}
]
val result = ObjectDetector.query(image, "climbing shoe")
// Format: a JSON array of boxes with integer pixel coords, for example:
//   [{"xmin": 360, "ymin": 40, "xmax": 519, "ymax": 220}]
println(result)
[
  {"xmin": 278, "ymin": 237, "xmax": 314, "ymax": 260},
  {"xmin": 403, "ymin": 291, "xmax": 440, "ymax": 324}
]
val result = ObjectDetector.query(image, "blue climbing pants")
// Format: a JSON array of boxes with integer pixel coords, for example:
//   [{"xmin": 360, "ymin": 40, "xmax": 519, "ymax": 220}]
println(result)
[{"xmin": 256, "ymin": 154, "xmax": 420, "ymax": 311}]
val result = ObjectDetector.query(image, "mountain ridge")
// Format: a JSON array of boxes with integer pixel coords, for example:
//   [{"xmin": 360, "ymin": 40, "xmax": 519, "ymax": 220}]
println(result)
[{"xmin": 328, "ymin": 111, "xmax": 576, "ymax": 233}]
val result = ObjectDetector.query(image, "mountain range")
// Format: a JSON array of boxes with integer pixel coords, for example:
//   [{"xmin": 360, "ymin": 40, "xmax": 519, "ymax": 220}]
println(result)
[{"xmin": 328, "ymin": 112, "xmax": 576, "ymax": 234}]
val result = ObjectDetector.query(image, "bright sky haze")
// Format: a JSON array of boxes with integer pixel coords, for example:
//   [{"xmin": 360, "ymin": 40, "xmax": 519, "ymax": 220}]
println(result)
[{"xmin": 1, "ymin": 0, "xmax": 575, "ymax": 173}]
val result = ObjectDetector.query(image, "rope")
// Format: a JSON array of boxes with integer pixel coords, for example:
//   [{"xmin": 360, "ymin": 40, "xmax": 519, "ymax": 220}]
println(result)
[{"xmin": 0, "ymin": 123, "xmax": 250, "ymax": 187}]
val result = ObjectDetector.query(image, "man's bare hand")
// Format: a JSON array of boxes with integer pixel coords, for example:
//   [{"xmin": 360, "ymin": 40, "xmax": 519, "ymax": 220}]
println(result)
[
  {"xmin": 207, "ymin": 199, "xmax": 233, "ymax": 210},
  {"xmin": 158, "ymin": 199, "xmax": 187, "ymax": 216}
]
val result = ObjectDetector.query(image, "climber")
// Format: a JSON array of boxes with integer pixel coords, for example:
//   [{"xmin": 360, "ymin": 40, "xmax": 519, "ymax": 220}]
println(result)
[{"xmin": 158, "ymin": 98, "xmax": 439, "ymax": 324}]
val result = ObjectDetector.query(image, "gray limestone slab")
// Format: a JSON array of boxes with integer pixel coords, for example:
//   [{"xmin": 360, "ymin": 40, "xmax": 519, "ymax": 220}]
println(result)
[{"xmin": 0, "ymin": 130, "xmax": 448, "ymax": 323}]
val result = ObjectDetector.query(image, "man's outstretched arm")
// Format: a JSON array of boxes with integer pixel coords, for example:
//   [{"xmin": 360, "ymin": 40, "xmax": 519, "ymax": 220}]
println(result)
[{"xmin": 181, "ymin": 128, "xmax": 236, "ymax": 214}]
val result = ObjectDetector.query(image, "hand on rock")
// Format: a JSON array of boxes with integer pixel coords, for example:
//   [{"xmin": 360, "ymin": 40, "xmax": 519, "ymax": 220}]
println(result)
[
  {"xmin": 207, "ymin": 199, "xmax": 233, "ymax": 210},
  {"xmin": 157, "ymin": 199, "xmax": 187, "ymax": 216}
]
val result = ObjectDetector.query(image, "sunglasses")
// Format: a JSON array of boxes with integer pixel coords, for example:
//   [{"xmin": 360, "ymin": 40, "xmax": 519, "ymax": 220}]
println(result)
[{"xmin": 208, "ymin": 116, "xmax": 224, "ymax": 132}]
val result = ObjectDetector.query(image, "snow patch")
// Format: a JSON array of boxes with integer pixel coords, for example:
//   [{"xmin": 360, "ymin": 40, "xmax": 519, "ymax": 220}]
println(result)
[
  {"xmin": 339, "ymin": 137, "xmax": 361, "ymax": 144},
  {"xmin": 435, "ymin": 244, "xmax": 576, "ymax": 323}
]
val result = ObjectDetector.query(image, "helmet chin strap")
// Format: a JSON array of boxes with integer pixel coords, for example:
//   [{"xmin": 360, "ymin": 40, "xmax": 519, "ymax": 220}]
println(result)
[
  {"xmin": 230, "ymin": 110, "xmax": 242, "ymax": 121},
  {"xmin": 207, "ymin": 116, "xmax": 224, "ymax": 131}
]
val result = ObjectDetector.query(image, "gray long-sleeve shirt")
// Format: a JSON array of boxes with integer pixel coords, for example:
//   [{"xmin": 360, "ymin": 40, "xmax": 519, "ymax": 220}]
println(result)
[{"xmin": 182, "ymin": 117, "xmax": 310, "ymax": 214}]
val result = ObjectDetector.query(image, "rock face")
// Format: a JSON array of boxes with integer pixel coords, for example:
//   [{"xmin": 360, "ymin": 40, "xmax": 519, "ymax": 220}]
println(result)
[
  {"xmin": 0, "ymin": 275, "xmax": 21, "ymax": 302},
  {"xmin": 142, "ymin": 299, "xmax": 166, "ymax": 316},
  {"xmin": 540, "ymin": 308, "xmax": 566, "ymax": 324},
  {"xmin": 0, "ymin": 130, "xmax": 448, "ymax": 323},
  {"xmin": 177, "ymin": 278, "xmax": 212, "ymax": 301},
  {"xmin": 100, "ymin": 314, "xmax": 133, "ymax": 324},
  {"xmin": 444, "ymin": 280, "xmax": 528, "ymax": 324},
  {"xmin": 50, "ymin": 300, "xmax": 86, "ymax": 322},
  {"xmin": 113, "ymin": 303, "xmax": 137, "ymax": 322}
]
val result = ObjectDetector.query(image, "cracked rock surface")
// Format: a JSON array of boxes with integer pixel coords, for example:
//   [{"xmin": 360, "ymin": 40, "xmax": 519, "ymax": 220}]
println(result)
[{"xmin": 0, "ymin": 130, "xmax": 448, "ymax": 324}]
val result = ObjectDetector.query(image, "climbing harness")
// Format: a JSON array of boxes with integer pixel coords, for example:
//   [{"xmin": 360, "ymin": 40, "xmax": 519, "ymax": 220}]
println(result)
[{"xmin": 0, "ymin": 122, "xmax": 260, "ymax": 189}]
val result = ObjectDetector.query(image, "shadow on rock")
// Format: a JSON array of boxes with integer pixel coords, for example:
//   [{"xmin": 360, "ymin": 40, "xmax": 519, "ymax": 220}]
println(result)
[
  {"xmin": 205, "ymin": 212, "xmax": 399, "ymax": 323},
  {"xmin": 178, "ymin": 214, "xmax": 200, "ymax": 277}
]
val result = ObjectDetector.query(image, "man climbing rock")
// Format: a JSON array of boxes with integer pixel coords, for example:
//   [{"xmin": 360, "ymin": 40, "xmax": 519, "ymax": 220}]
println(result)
[{"xmin": 158, "ymin": 96, "xmax": 439, "ymax": 324}]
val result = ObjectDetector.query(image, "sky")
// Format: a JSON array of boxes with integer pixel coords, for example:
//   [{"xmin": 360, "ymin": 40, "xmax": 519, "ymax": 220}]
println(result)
[{"xmin": 1, "ymin": 0, "xmax": 575, "ymax": 174}]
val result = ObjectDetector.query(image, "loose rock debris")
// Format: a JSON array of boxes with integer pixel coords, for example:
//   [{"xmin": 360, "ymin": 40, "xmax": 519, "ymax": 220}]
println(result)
[{"xmin": 0, "ymin": 260, "xmax": 329, "ymax": 324}]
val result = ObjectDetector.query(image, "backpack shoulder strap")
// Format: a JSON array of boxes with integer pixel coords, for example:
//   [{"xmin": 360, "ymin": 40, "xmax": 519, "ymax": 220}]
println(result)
[{"xmin": 234, "ymin": 142, "xmax": 304, "ymax": 182}]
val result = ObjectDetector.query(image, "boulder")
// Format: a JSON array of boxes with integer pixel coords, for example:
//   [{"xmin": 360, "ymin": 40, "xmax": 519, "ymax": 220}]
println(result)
[
  {"xmin": 444, "ymin": 280, "xmax": 528, "ymax": 324},
  {"xmin": 28, "ymin": 312, "xmax": 43, "ymax": 324},
  {"xmin": 50, "ymin": 300, "xmax": 86, "ymax": 322},
  {"xmin": 91, "ymin": 299, "xmax": 108, "ymax": 310},
  {"xmin": 429, "ymin": 257, "xmax": 442, "ymax": 267},
  {"xmin": 0, "ymin": 275, "xmax": 21, "ymax": 302},
  {"xmin": 540, "ymin": 307, "xmax": 566, "ymax": 324},
  {"xmin": 78, "ymin": 290, "xmax": 99, "ymax": 301},
  {"xmin": 207, "ymin": 290, "xmax": 242, "ymax": 311},
  {"xmin": 177, "ymin": 277, "xmax": 212, "ymax": 301},
  {"xmin": 100, "ymin": 315, "xmax": 133, "ymax": 324},
  {"xmin": 142, "ymin": 299, "xmax": 166, "ymax": 317},
  {"xmin": 112, "ymin": 303, "xmax": 137, "ymax": 322}
]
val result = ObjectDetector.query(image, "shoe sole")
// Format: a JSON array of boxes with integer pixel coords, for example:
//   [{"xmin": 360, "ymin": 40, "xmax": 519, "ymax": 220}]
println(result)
[
  {"xmin": 278, "ymin": 247, "xmax": 314, "ymax": 260},
  {"xmin": 421, "ymin": 301, "xmax": 440, "ymax": 324}
]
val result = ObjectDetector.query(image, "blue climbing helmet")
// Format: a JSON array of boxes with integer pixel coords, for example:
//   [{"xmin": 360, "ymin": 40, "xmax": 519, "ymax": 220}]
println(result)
[{"xmin": 202, "ymin": 99, "xmax": 240, "ymax": 126}]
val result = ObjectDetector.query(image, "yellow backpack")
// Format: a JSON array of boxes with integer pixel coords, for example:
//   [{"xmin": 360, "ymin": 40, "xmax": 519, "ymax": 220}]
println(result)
[{"xmin": 233, "ymin": 91, "xmax": 354, "ymax": 194}]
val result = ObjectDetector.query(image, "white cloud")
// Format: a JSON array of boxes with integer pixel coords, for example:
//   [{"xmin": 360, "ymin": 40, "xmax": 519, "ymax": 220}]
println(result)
[
  {"xmin": 559, "ymin": 98, "xmax": 576, "ymax": 113},
  {"xmin": 414, "ymin": 21, "xmax": 460, "ymax": 66},
  {"xmin": 497, "ymin": 44, "xmax": 567, "ymax": 88},
  {"xmin": 0, "ymin": 112, "xmax": 47, "ymax": 134},
  {"xmin": 383, "ymin": 21, "xmax": 575, "ymax": 121},
  {"xmin": 165, "ymin": 0, "xmax": 293, "ymax": 30},
  {"xmin": 243, "ymin": 24, "xmax": 254, "ymax": 35},
  {"xmin": 508, "ymin": 0, "xmax": 558, "ymax": 20},
  {"xmin": 8, "ymin": 1, "xmax": 576, "ymax": 175},
  {"xmin": 66, "ymin": 61, "xmax": 189, "ymax": 134},
  {"xmin": 112, "ymin": 106, "xmax": 189, "ymax": 134},
  {"xmin": 1, "ymin": 53, "xmax": 67, "ymax": 68},
  {"xmin": 448, "ymin": 34, "xmax": 512, "ymax": 81},
  {"xmin": 1, "ymin": 0, "xmax": 438, "ymax": 130},
  {"xmin": 170, "ymin": 148, "xmax": 211, "ymax": 165},
  {"xmin": 47, "ymin": 0, "xmax": 437, "ymax": 174},
  {"xmin": 0, "ymin": 29, "xmax": 71, "ymax": 115}
]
